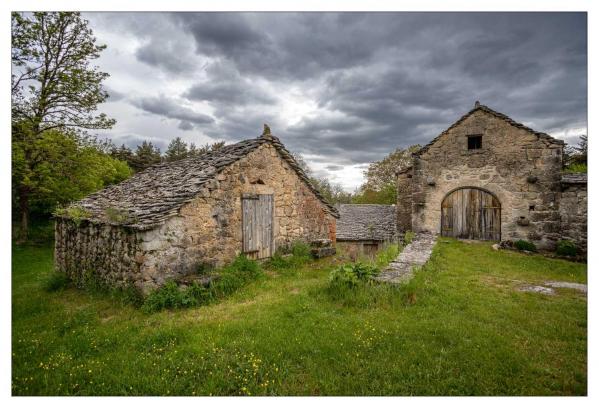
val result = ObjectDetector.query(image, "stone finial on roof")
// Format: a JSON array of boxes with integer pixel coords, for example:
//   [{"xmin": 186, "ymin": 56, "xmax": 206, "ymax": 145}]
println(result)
[
  {"xmin": 261, "ymin": 123, "xmax": 272, "ymax": 138},
  {"xmin": 474, "ymin": 100, "xmax": 480, "ymax": 108}
]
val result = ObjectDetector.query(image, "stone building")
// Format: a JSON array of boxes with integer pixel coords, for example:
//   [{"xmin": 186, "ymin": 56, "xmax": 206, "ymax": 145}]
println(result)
[
  {"xmin": 336, "ymin": 204, "xmax": 397, "ymax": 258},
  {"xmin": 55, "ymin": 126, "xmax": 339, "ymax": 293},
  {"xmin": 396, "ymin": 102, "xmax": 587, "ymax": 252}
]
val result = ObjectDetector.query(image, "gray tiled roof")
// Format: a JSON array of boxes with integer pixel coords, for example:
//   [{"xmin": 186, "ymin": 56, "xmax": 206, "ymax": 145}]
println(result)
[
  {"xmin": 57, "ymin": 133, "xmax": 339, "ymax": 230},
  {"xmin": 336, "ymin": 204, "xmax": 397, "ymax": 241},
  {"xmin": 561, "ymin": 173, "xmax": 587, "ymax": 184}
]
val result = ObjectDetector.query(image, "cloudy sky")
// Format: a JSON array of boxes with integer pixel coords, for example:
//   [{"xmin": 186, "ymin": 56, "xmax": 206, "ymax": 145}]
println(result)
[{"xmin": 84, "ymin": 12, "xmax": 587, "ymax": 191}]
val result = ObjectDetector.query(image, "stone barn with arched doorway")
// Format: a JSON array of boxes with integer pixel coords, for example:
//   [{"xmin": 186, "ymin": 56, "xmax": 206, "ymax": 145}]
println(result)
[{"xmin": 396, "ymin": 102, "xmax": 587, "ymax": 252}]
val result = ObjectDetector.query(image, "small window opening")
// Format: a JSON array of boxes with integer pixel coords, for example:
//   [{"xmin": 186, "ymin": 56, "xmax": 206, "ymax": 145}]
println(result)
[
  {"xmin": 529, "ymin": 205, "xmax": 535, "ymax": 211},
  {"xmin": 467, "ymin": 135, "xmax": 482, "ymax": 150}
]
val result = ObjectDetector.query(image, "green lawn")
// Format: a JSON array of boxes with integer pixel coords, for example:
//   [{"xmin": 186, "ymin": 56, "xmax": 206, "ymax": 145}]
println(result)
[{"xmin": 12, "ymin": 239, "xmax": 587, "ymax": 395}]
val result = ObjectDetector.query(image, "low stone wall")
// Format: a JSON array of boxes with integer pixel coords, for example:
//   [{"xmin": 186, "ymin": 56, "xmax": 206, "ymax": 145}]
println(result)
[
  {"xmin": 559, "ymin": 179, "xmax": 587, "ymax": 254},
  {"xmin": 337, "ymin": 240, "xmax": 384, "ymax": 261},
  {"xmin": 55, "ymin": 219, "xmax": 141, "ymax": 288}
]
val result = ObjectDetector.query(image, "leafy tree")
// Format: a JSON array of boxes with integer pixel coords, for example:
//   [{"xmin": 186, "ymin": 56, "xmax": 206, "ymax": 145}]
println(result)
[
  {"xmin": 289, "ymin": 151, "xmax": 353, "ymax": 204},
  {"xmin": 131, "ymin": 141, "xmax": 161, "ymax": 171},
  {"xmin": 565, "ymin": 135, "xmax": 587, "ymax": 165},
  {"xmin": 110, "ymin": 144, "xmax": 134, "ymax": 165},
  {"xmin": 352, "ymin": 184, "xmax": 397, "ymax": 205},
  {"xmin": 353, "ymin": 144, "xmax": 421, "ymax": 204},
  {"xmin": 310, "ymin": 177, "xmax": 353, "ymax": 205},
  {"xmin": 12, "ymin": 12, "xmax": 115, "ymax": 240},
  {"xmin": 164, "ymin": 137, "xmax": 189, "ymax": 162},
  {"xmin": 12, "ymin": 126, "xmax": 131, "ymax": 219},
  {"xmin": 188, "ymin": 143, "xmax": 198, "ymax": 157}
]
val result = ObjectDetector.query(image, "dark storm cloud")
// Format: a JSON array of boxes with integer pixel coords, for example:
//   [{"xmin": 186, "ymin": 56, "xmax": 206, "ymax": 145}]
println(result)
[
  {"xmin": 174, "ymin": 13, "xmax": 587, "ymax": 158},
  {"xmin": 135, "ymin": 41, "xmax": 194, "ymax": 74},
  {"xmin": 183, "ymin": 62, "xmax": 277, "ymax": 106},
  {"xmin": 132, "ymin": 94, "xmax": 215, "ymax": 129},
  {"xmin": 93, "ymin": 12, "xmax": 586, "ymax": 178}
]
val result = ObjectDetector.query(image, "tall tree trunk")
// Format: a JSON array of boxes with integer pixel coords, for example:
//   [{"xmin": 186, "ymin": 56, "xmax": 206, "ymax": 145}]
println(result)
[{"xmin": 17, "ymin": 186, "xmax": 29, "ymax": 244}]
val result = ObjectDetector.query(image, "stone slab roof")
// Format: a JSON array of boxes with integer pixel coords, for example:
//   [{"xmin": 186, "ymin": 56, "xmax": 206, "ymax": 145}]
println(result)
[
  {"xmin": 58, "ymin": 131, "xmax": 339, "ymax": 230},
  {"xmin": 415, "ymin": 102, "xmax": 564, "ymax": 157},
  {"xmin": 561, "ymin": 173, "xmax": 587, "ymax": 184},
  {"xmin": 336, "ymin": 204, "xmax": 397, "ymax": 241}
]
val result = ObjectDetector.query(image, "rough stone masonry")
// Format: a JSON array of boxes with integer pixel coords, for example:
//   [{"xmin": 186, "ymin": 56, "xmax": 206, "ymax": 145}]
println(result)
[
  {"xmin": 55, "ymin": 128, "xmax": 338, "ymax": 293},
  {"xmin": 396, "ymin": 103, "xmax": 587, "ymax": 253}
]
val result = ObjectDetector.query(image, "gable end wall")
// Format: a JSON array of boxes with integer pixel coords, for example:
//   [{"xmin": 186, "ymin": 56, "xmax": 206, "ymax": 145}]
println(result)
[
  {"xmin": 134, "ymin": 143, "xmax": 336, "ymax": 291},
  {"xmin": 405, "ymin": 110, "xmax": 564, "ymax": 250}
]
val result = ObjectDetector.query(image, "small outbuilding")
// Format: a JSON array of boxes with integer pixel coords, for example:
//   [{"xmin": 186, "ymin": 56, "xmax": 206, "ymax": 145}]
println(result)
[
  {"xmin": 55, "ymin": 126, "xmax": 339, "ymax": 293},
  {"xmin": 336, "ymin": 204, "xmax": 397, "ymax": 258}
]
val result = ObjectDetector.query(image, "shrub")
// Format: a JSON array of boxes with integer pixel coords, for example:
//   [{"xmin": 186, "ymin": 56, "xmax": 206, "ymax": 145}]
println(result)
[
  {"xmin": 291, "ymin": 241, "xmax": 311, "ymax": 258},
  {"xmin": 514, "ymin": 240, "xmax": 537, "ymax": 252},
  {"xmin": 404, "ymin": 231, "xmax": 415, "ymax": 245},
  {"xmin": 53, "ymin": 205, "xmax": 91, "ymax": 227},
  {"xmin": 142, "ymin": 281, "xmax": 196, "ymax": 313},
  {"xmin": 142, "ymin": 255, "xmax": 262, "ymax": 313},
  {"xmin": 43, "ymin": 272, "xmax": 71, "ymax": 292},
  {"xmin": 556, "ymin": 240, "xmax": 577, "ymax": 257},
  {"xmin": 265, "ymin": 241, "xmax": 311, "ymax": 272},
  {"xmin": 329, "ymin": 263, "xmax": 380, "ymax": 288},
  {"xmin": 210, "ymin": 255, "xmax": 262, "ymax": 297}
]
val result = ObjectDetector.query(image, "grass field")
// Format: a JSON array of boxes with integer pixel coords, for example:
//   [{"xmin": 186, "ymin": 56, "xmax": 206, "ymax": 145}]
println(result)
[{"xmin": 12, "ymin": 239, "xmax": 587, "ymax": 395}]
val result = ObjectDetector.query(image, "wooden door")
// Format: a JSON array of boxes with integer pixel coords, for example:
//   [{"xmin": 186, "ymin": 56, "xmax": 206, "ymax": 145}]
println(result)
[
  {"xmin": 441, "ymin": 188, "xmax": 501, "ymax": 241},
  {"xmin": 242, "ymin": 194, "xmax": 274, "ymax": 259}
]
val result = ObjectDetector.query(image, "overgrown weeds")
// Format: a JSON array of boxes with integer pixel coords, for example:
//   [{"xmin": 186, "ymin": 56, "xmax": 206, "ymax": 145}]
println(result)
[
  {"xmin": 43, "ymin": 271, "xmax": 71, "ymax": 292},
  {"xmin": 142, "ymin": 255, "xmax": 262, "ymax": 313},
  {"xmin": 564, "ymin": 163, "xmax": 587, "ymax": 174},
  {"xmin": 374, "ymin": 243, "xmax": 399, "ymax": 268},
  {"xmin": 263, "ymin": 241, "xmax": 312, "ymax": 274}
]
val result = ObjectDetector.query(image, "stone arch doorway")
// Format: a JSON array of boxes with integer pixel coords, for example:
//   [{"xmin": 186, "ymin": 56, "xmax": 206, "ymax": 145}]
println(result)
[{"xmin": 441, "ymin": 187, "xmax": 501, "ymax": 241}]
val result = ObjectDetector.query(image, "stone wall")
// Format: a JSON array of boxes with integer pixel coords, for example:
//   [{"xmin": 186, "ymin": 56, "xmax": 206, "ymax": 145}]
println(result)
[
  {"xmin": 55, "ymin": 220, "xmax": 140, "ymax": 288},
  {"xmin": 337, "ymin": 240, "xmax": 383, "ymax": 261},
  {"xmin": 134, "ymin": 143, "xmax": 337, "ymax": 291},
  {"xmin": 559, "ymin": 180, "xmax": 587, "ymax": 253},
  {"xmin": 407, "ymin": 109, "xmax": 564, "ymax": 250},
  {"xmin": 396, "ymin": 169, "xmax": 413, "ymax": 233}
]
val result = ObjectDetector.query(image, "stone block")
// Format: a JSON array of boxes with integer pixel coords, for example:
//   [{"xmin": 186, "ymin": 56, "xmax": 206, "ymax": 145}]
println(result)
[{"xmin": 311, "ymin": 247, "xmax": 336, "ymax": 259}]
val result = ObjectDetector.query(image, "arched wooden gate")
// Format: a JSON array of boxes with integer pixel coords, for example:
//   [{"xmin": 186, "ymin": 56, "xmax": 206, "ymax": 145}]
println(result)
[{"xmin": 441, "ymin": 187, "xmax": 501, "ymax": 241}]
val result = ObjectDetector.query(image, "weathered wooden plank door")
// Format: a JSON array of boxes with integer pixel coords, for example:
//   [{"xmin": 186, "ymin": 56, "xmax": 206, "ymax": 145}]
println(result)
[
  {"xmin": 242, "ymin": 194, "xmax": 274, "ymax": 259},
  {"xmin": 441, "ymin": 188, "xmax": 501, "ymax": 241}
]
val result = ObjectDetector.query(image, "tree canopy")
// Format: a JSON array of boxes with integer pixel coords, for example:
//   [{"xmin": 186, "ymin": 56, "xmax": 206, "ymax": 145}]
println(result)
[
  {"xmin": 11, "ymin": 12, "xmax": 117, "ymax": 241},
  {"xmin": 12, "ymin": 12, "xmax": 115, "ymax": 133},
  {"xmin": 352, "ymin": 144, "xmax": 421, "ymax": 204},
  {"xmin": 12, "ymin": 125, "xmax": 131, "ymax": 216}
]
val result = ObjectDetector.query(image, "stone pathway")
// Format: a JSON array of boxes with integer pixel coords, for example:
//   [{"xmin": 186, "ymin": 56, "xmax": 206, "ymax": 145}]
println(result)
[
  {"xmin": 375, "ymin": 232, "xmax": 437, "ymax": 284},
  {"xmin": 517, "ymin": 281, "xmax": 587, "ymax": 295},
  {"xmin": 544, "ymin": 281, "xmax": 587, "ymax": 293}
]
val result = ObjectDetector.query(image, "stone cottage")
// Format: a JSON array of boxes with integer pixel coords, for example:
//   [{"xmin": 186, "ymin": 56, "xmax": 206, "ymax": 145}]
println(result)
[
  {"xmin": 336, "ymin": 204, "xmax": 397, "ymax": 258},
  {"xmin": 396, "ymin": 102, "xmax": 587, "ymax": 252},
  {"xmin": 55, "ymin": 126, "xmax": 339, "ymax": 293}
]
